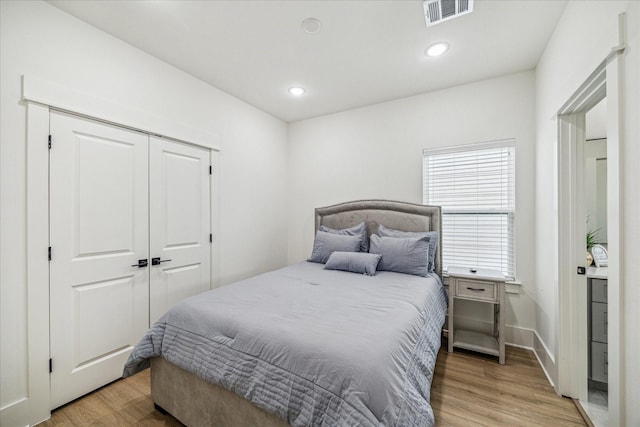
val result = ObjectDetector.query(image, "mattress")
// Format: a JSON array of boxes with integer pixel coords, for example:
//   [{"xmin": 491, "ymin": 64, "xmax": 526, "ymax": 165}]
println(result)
[{"xmin": 124, "ymin": 261, "xmax": 447, "ymax": 426}]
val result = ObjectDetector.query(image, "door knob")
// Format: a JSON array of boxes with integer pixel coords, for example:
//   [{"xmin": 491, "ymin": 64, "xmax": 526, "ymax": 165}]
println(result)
[
  {"xmin": 131, "ymin": 259, "xmax": 148, "ymax": 268},
  {"xmin": 152, "ymin": 257, "xmax": 172, "ymax": 266}
]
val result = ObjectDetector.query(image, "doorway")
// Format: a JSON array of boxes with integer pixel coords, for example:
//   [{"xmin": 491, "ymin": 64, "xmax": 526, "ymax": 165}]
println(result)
[
  {"xmin": 580, "ymin": 98, "xmax": 609, "ymax": 426},
  {"xmin": 556, "ymin": 54, "xmax": 623, "ymax": 426}
]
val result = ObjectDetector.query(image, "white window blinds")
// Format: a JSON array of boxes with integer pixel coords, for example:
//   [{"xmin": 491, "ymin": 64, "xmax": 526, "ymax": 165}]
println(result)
[{"xmin": 423, "ymin": 140, "xmax": 515, "ymax": 278}]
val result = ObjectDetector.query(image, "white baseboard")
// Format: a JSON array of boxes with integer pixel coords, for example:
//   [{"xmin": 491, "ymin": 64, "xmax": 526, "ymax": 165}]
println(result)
[
  {"xmin": 533, "ymin": 330, "xmax": 557, "ymax": 390},
  {"xmin": 505, "ymin": 324, "xmax": 534, "ymax": 348},
  {"xmin": 0, "ymin": 397, "xmax": 30, "ymax": 427}
]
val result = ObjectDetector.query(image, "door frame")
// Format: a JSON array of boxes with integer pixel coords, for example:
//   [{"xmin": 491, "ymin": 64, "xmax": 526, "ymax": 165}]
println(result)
[
  {"xmin": 556, "ymin": 44, "xmax": 624, "ymax": 425},
  {"xmin": 23, "ymin": 76, "xmax": 220, "ymax": 425}
]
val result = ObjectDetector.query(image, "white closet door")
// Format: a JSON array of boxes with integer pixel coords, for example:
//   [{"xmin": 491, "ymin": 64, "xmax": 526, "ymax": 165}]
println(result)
[
  {"xmin": 49, "ymin": 111, "xmax": 149, "ymax": 409},
  {"xmin": 149, "ymin": 136, "xmax": 211, "ymax": 323}
]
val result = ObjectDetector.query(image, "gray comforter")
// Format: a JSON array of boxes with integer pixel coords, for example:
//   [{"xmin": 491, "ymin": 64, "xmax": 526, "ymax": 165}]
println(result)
[{"xmin": 123, "ymin": 261, "xmax": 447, "ymax": 426}]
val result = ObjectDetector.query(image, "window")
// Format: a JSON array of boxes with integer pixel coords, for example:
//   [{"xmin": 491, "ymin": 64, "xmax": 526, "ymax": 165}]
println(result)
[{"xmin": 423, "ymin": 140, "xmax": 515, "ymax": 278}]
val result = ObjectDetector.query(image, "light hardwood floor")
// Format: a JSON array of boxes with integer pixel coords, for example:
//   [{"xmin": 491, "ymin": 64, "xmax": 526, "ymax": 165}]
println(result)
[
  {"xmin": 430, "ymin": 346, "xmax": 585, "ymax": 426},
  {"xmin": 39, "ymin": 346, "xmax": 585, "ymax": 426}
]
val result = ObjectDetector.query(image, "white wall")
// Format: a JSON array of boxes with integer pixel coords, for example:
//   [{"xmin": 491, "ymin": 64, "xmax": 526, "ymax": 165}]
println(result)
[
  {"xmin": 0, "ymin": 0, "xmax": 288, "ymax": 423},
  {"xmin": 535, "ymin": 0, "xmax": 639, "ymax": 423},
  {"xmin": 287, "ymin": 71, "xmax": 537, "ymax": 339}
]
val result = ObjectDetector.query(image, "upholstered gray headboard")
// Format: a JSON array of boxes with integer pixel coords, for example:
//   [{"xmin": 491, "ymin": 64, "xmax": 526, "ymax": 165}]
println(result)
[{"xmin": 315, "ymin": 200, "xmax": 442, "ymax": 278}]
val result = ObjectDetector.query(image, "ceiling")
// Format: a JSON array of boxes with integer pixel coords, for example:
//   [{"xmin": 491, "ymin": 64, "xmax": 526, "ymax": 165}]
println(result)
[{"xmin": 48, "ymin": 0, "xmax": 567, "ymax": 123}]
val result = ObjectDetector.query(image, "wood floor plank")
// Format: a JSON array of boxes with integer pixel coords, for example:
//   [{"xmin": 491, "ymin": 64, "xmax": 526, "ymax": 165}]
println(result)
[
  {"xmin": 432, "ymin": 399, "xmax": 492, "ymax": 427},
  {"xmin": 134, "ymin": 411, "xmax": 185, "ymax": 426},
  {"xmin": 56, "ymin": 392, "xmax": 131, "ymax": 426},
  {"xmin": 430, "ymin": 345, "xmax": 586, "ymax": 426},
  {"xmin": 36, "ymin": 409, "xmax": 74, "ymax": 427},
  {"xmin": 122, "ymin": 366, "xmax": 152, "ymax": 395},
  {"xmin": 96, "ymin": 381, "xmax": 151, "ymax": 424},
  {"xmin": 38, "ymin": 345, "xmax": 586, "ymax": 426}
]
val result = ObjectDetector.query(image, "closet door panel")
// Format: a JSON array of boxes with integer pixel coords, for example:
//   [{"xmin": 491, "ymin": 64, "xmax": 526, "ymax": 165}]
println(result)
[
  {"xmin": 149, "ymin": 137, "xmax": 211, "ymax": 323},
  {"xmin": 49, "ymin": 111, "xmax": 149, "ymax": 409}
]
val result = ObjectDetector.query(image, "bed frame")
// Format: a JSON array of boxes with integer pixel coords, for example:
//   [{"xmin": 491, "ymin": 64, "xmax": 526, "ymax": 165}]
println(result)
[{"xmin": 150, "ymin": 200, "xmax": 442, "ymax": 427}]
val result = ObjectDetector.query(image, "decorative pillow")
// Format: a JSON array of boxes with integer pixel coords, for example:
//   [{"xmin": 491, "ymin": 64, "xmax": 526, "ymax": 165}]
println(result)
[
  {"xmin": 319, "ymin": 222, "xmax": 369, "ymax": 252},
  {"xmin": 377, "ymin": 224, "xmax": 439, "ymax": 273},
  {"xmin": 308, "ymin": 231, "xmax": 362, "ymax": 264},
  {"xmin": 324, "ymin": 251, "xmax": 382, "ymax": 276},
  {"xmin": 369, "ymin": 234, "xmax": 430, "ymax": 277}
]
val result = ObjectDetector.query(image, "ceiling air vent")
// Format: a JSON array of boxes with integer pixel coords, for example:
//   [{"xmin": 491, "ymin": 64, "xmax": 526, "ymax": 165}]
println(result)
[{"xmin": 423, "ymin": 0, "xmax": 474, "ymax": 27}]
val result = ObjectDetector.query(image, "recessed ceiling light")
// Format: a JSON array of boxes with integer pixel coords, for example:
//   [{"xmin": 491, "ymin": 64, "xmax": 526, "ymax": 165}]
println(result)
[
  {"xmin": 288, "ymin": 87, "xmax": 306, "ymax": 97},
  {"xmin": 301, "ymin": 18, "xmax": 322, "ymax": 34},
  {"xmin": 425, "ymin": 42, "xmax": 449, "ymax": 57}
]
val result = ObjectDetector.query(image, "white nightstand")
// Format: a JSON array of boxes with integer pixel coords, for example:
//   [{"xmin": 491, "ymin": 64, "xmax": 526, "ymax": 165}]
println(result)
[{"xmin": 447, "ymin": 266, "xmax": 507, "ymax": 364}]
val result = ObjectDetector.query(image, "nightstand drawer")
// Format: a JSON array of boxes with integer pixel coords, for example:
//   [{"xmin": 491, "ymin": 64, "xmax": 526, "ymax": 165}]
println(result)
[{"xmin": 455, "ymin": 279, "xmax": 497, "ymax": 302}]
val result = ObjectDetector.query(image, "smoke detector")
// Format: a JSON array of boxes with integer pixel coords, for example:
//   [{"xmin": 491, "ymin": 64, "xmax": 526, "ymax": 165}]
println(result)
[{"xmin": 423, "ymin": 0, "xmax": 473, "ymax": 27}]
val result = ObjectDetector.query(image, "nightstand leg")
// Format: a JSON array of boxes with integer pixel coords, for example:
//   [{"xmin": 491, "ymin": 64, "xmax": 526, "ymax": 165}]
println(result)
[
  {"xmin": 498, "ymin": 283, "xmax": 505, "ymax": 365},
  {"xmin": 493, "ymin": 305, "xmax": 498, "ymax": 337},
  {"xmin": 448, "ymin": 295, "xmax": 454, "ymax": 353}
]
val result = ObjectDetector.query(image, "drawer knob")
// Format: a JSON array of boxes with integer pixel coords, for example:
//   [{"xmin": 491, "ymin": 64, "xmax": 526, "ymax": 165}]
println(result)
[{"xmin": 466, "ymin": 287, "xmax": 485, "ymax": 291}]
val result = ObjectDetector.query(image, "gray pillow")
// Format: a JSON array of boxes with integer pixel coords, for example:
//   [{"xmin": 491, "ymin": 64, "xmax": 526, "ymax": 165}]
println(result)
[
  {"xmin": 324, "ymin": 251, "xmax": 382, "ymax": 276},
  {"xmin": 369, "ymin": 234, "xmax": 430, "ymax": 277},
  {"xmin": 308, "ymin": 231, "xmax": 362, "ymax": 264},
  {"xmin": 319, "ymin": 222, "xmax": 368, "ymax": 252},
  {"xmin": 377, "ymin": 224, "xmax": 438, "ymax": 273}
]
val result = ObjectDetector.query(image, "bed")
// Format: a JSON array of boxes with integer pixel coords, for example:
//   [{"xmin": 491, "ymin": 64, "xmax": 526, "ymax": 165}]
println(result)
[{"xmin": 123, "ymin": 200, "xmax": 446, "ymax": 427}]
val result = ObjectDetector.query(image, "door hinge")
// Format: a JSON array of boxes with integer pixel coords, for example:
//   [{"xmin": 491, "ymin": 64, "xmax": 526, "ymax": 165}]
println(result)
[
  {"xmin": 209, "ymin": 165, "xmax": 212, "ymax": 175},
  {"xmin": 209, "ymin": 233, "xmax": 213, "ymax": 243},
  {"xmin": 49, "ymin": 358, "xmax": 52, "ymax": 373},
  {"xmin": 48, "ymin": 135, "xmax": 52, "ymax": 149},
  {"xmin": 48, "ymin": 246, "xmax": 52, "ymax": 261}
]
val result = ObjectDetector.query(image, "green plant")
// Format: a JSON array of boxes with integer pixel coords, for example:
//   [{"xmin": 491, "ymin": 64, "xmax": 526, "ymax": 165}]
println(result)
[{"xmin": 586, "ymin": 228, "xmax": 600, "ymax": 250}]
